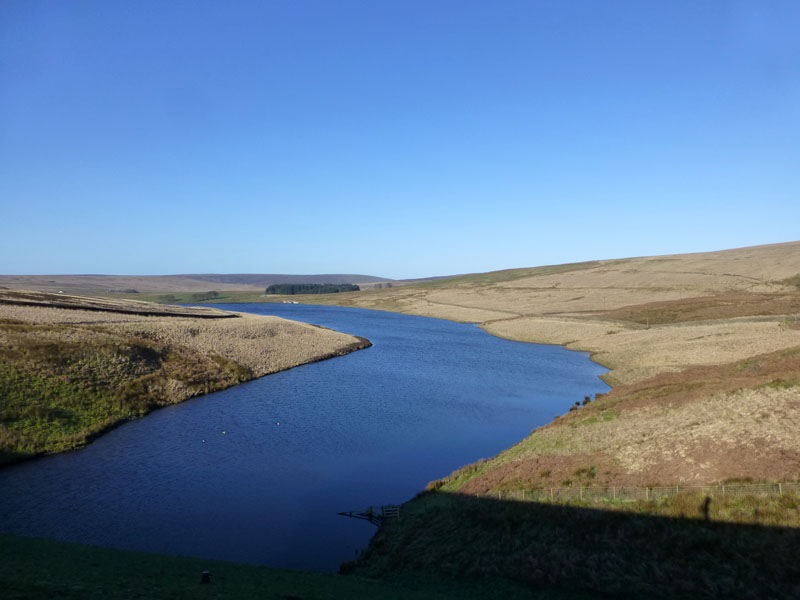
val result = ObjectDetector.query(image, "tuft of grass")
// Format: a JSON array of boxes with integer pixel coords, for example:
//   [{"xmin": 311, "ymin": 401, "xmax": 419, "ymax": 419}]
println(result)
[
  {"xmin": 427, "ymin": 459, "xmax": 490, "ymax": 492},
  {"xmin": 757, "ymin": 378, "xmax": 800, "ymax": 390},
  {"xmin": 575, "ymin": 410, "xmax": 618, "ymax": 427},
  {"xmin": 573, "ymin": 465, "xmax": 598, "ymax": 480},
  {"xmin": 782, "ymin": 274, "xmax": 800, "ymax": 289}
]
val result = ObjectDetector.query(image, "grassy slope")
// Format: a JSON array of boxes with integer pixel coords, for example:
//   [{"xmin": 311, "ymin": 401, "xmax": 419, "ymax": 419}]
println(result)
[
  {"xmin": 0, "ymin": 317, "xmax": 250, "ymax": 462},
  {"xmin": 298, "ymin": 242, "xmax": 800, "ymax": 488},
  {"xmin": 0, "ymin": 535, "xmax": 587, "ymax": 600},
  {"xmin": 0, "ymin": 292, "xmax": 369, "ymax": 463},
  {"xmin": 350, "ymin": 491, "xmax": 800, "ymax": 600},
  {"xmin": 305, "ymin": 241, "xmax": 800, "ymax": 596}
]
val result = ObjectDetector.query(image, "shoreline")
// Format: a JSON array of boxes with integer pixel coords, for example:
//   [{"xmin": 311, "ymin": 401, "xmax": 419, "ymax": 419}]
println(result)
[
  {"xmin": 232, "ymin": 295, "xmax": 800, "ymax": 488},
  {"xmin": 1, "ymin": 335, "xmax": 372, "ymax": 468},
  {"xmin": 0, "ymin": 294, "xmax": 372, "ymax": 465}
]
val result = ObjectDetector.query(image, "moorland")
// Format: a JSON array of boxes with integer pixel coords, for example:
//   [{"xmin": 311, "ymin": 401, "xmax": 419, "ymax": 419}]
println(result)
[
  {"xmin": 277, "ymin": 242, "xmax": 800, "ymax": 489},
  {"xmin": 315, "ymin": 241, "xmax": 800, "ymax": 597},
  {"xmin": 3, "ymin": 240, "xmax": 800, "ymax": 598}
]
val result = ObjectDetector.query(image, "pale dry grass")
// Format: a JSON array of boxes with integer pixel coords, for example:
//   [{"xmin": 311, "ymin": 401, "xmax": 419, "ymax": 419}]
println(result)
[
  {"xmin": 0, "ymin": 275, "xmax": 264, "ymax": 293},
  {"xmin": 325, "ymin": 241, "xmax": 800, "ymax": 320},
  {"xmin": 483, "ymin": 316, "xmax": 800, "ymax": 385},
  {"xmin": 0, "ymin": 302, "xmax": 366, "ymax": 379},
  {"xmin": 503, "ymin": 260, "xmax": 788, "ymax": 295},
  {"xmin": 0, "ymin": 289, "xmax": 233, "ymax": 318},
  {"xmin": 1, "ymin": 304, "xmax": 191, "ymax": 324},
  {"xmin": 445, "ymin": 383, "xmax": 800, "ymax": 492},
  {"xmin": 554, "ymin": 386, "xmax": 799, "ymax": 484},
  {"xmin": 116, "ymin": 313, "xmax": 364, "ymax": 377},
  {"xmin": 377, "ymin": 296, "xmax": 514, "ymax": 323},
  {"xmin": 613, "ymin": 386, "xmax": 800, "ymax": 482},
  {"xmin": 315, "ymin": 241, "xmax": 800, "ymax": 489},
  {"xmin": 425, "ymin": 284, "xmax": 685, "ymax": 314},
  {"xmin": 314, "ymin": 242, "xmax": 800, "ymax": 387}
]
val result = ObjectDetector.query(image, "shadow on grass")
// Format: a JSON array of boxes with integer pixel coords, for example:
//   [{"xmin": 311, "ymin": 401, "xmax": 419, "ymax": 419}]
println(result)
[{"xmin": 348, "ymin": 491, "xmax": 800, "ymax": 599}]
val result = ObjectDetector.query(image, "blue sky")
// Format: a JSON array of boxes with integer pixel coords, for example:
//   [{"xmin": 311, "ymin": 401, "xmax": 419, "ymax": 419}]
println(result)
[{"xmin": 2, "ymin": 1, "xmax": 799, "ymax": 279}]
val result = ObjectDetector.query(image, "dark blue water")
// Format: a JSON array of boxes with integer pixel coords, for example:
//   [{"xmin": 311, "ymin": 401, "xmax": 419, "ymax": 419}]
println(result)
[{"xmin": 0, "ymin": 304, "xmax": 608, "ymax": 571}]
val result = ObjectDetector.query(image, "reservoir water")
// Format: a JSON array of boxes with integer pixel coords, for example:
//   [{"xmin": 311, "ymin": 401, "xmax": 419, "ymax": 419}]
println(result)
[{"xmin": 0, "ymin": 304, "xmax": 609, "ymax": 571}]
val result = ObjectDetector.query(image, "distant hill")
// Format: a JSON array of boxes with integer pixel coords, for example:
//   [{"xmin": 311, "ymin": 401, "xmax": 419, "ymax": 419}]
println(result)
[
  {"xmin": 0, "ymin": 273, "xmax": 396, "ymax": 295},
  {"xmin": 172, "ymin": 273, "xmax": 393, "ymax": 286}
]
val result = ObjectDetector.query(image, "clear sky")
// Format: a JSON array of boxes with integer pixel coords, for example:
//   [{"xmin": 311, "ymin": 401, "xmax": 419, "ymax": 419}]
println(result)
[{"xmin": 1, "ymin": 1, "xmax": 799, "ymax": 279}]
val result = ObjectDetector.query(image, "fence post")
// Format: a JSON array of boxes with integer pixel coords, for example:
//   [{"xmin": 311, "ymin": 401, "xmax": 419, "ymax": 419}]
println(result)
[
  {"xmin": 646, "ymin": 487, "xmax": 649, "ymax": 501},
  {"xmin": 522, "ymin": 489, "xmax": 525, "ymax": 500},
  {"xmin": 779, "ymin": 482, "xmax": 783, "ymax": 497},
  {"xmin": 550, "ymin": 488, "xmax": 554, "ymax": 501},
  {"xmin": 612, "ymin": 486, "xmax": 616, "ymax": 500}
]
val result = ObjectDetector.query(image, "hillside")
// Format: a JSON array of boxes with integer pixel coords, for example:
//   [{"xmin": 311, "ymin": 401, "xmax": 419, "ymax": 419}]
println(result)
[
  {"xmin": 0, "ymin": 273, "xmax": 394, "ymax": 296},
  {"xmin": 321, "ymin": 241, "xmax": 800, "ymax": 598},
  {"xmin": 308, "ymin": 241, "xmax": 800, "ymax": 488},
  {"xmin": 171, "ymin": 273, "xmax": 393, "ymax": 286},
  {"xmin": 0, "ymin": 291, "xmax": 369, "ymax": 463}
]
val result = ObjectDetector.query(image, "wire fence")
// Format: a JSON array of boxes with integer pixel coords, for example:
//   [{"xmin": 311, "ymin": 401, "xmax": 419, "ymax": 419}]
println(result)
[{"xmin": 479, "ymin": 481, "xmax": 800, "ymax": 504}]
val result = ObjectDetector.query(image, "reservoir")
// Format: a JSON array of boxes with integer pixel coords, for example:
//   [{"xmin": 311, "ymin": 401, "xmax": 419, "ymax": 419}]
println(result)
[{"xmin": 0, "ymin": 304, "xmax": 609, "ymax": 571}]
